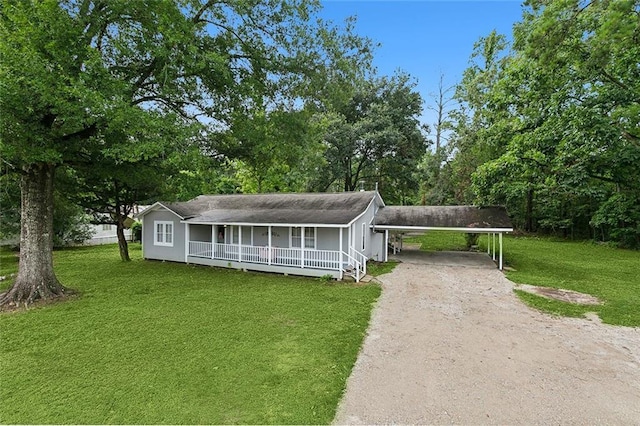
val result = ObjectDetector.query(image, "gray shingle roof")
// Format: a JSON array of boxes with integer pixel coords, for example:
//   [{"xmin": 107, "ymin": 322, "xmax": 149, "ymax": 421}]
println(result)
[
  {"xmin": 162, "ymin": 191, "xmax": 379, "ymax": 225},
  {"xmin": 375, "ymin": 205, "xmax": 513, "ymax": 230}
]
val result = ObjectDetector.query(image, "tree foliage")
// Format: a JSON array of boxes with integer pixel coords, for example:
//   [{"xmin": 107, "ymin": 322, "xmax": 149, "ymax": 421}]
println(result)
[
  {"xmin": 312, "ymin": 72, "xmax": 429, "ymax": 203},
  {"xmin": 443, "ymin": 0, "xmax": 640, "ymax": 247},
  {"xmin": 448, "ymin": 30, "xmax": 511, "ymax": 204}
]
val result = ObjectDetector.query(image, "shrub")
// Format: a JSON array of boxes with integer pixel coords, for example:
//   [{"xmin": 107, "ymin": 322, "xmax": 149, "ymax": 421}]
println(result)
[{"xmin": 464, "ymin": 233, "xmax": 479, "ymax": 249}]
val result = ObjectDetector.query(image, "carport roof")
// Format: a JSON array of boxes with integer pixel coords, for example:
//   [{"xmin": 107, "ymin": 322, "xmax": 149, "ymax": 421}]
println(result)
[{"xmin": 374, "ymin": 205, "xmax": 513, "ymax": 232}]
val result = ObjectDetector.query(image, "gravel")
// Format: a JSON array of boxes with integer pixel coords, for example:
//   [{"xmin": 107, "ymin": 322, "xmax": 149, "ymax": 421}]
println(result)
[{"xmin": 333, "ymin": 251, "xmax": 640, "ymax": 425}]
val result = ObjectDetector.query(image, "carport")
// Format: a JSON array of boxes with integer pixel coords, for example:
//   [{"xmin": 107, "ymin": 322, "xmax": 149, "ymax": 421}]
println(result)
[{"xmin": 373, "ymin": 206, "xmax": 513, "ymax": 270}]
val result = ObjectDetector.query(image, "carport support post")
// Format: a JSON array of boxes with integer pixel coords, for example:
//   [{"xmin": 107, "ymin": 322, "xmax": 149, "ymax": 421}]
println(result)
[
  {"xmin": 487, "ymin": 233, "xmax": 490, "ymax": 255},
  {"xmin": 384, "ymin": 230, "xmax": 389, "ymax": 262},
  {"xmin": 499, "ymin": 232, "xmax": 503, "ymax": 270},
  {"xmin": 492, "ymin": 233, "xmax": 496, "ymax": 260}
]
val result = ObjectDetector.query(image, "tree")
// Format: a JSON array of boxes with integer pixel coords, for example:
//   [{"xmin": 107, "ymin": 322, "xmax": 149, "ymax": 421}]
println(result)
[
  {"xmin": 418, "ymin": 74, "xmax": 455, "ymax": 205},
  {"xmin": 0, "ymin": 170, "xmax": 91, "ymax": 248},
  {"xmin": 218, "ymin": 108, "xmax": 326, "ymax": 193},
  {"xmin": 427, "ymin": 73, "xmax": 455, "ymax": 152},
  {"xmin": 0, "ymin": 0, "xmax": 371, "ymax": 307},
  {"xmin": 313, "ymin": 73, "xmax": 429, "ymax": 202},
  {"xmin": 51, "ymin": 192, "xmax": 93, "ymax": 248},
  {"xmin": 472, "ymin": 0, "xmax": 640, "ymax": 245},
  {"xmin": 61, "ymin": 112, "xmax": 195, "ymax": 261},
  {"xmin": 447, "ymin": 30, "xmax": 511, "ymax": 204}
]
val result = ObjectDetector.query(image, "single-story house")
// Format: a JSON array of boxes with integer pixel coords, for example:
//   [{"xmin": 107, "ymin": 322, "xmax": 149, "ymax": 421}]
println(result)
[
  {"xmin": 84, "ymin": 206, "xmax": 149, "ymax": 245},
  {"xmin": 137, "ymin": 191, "xmax": 513, "ymax": 281},
  {"xmin": 86, "ymin": 223, "xmax": 132, "ymax": 245}
]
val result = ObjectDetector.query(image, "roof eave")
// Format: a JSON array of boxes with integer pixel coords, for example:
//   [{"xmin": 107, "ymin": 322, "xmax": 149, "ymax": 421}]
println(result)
[
  {"xmin": 181, "ymin": 220, "xmax": 350, "ymax": 227},
  {"xmin": 134, "ymin": 201, "xmax": 186, "ymax": 220},
  {"xmin": 373, "ymin": 225, "xmax": 514, "ymax": 233}
]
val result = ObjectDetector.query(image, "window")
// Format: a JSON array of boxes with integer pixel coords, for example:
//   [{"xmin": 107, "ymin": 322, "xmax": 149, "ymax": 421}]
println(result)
[
  {"xmin": 291, "ymin": 227, "xmax": 301, "ymax": 248},
  {"xmin": 102, "ymin": 224, "xmax": 112, "ymax": 231},
  {"xmin": 154, "ymin": 221, "xmax": 174, "ymax": 247},
  {"xmin": 291, "ymin": 227, "xmax": 315, "ymax": 249},
  {"xmin": 361, "ymin": 223, "xmax": 366, "ymax": 250},
  {"xmin": 304, "ymin": 228, "xmax": 315, "ymax": 249},
  {"xmin": 225, "ymin": 226, "xmax": 239, "ymax": 244}
]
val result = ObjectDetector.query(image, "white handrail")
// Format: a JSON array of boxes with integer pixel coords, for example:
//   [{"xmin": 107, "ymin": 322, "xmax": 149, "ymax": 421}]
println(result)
[
  {"xmin": 342, "ymin": 250, "xmax": 365, "ymax": 282},
  {"xmin": 349, "ymin": 247, "xmax": 367, "ymax": 277}
]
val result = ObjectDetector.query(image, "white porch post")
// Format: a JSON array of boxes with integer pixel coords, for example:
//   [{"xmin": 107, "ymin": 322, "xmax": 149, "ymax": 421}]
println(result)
[
  {"xmin": 339, "ymin": 227, "xmax": 344, "ymax": 271},
  {"xmin": 499, "ymin": 232, "xmax": 503, "ymax": 270},
  {"xmin": 301, "ymin": 226, "xmax": 305, "ymax": 268},
  {"xmin": 184, "ymin": 223, "xmax": 190, "ymax": 263},
  {"xmin": 211, "ymin": 225, "xmax": 215, "ymax": 259},
  {"xmin": 238, "ymin": 226, "xmax": 242, "ymax": 262},
  {"xmin": 268, "ymin": 225, "xmax": 272, "ymax": 265}
]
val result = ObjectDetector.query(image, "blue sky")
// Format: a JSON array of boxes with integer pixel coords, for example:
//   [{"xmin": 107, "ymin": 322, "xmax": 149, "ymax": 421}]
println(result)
[{"xmin": 318, "ymin": 0, "xmax": 524, "ymax": 130}]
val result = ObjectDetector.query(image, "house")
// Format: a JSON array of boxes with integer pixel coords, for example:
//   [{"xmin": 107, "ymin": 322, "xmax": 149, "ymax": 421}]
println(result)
[
  {"xmin": 85, "ymin": 205, "xmax": 149, "ymax": 245},
  {"xmin": 137, "ymin": 191, "xmax": 513, "ymax": 281},
  {"xmin": 86, "ymin": 223, "xmax": 133, "ymax": 245}
]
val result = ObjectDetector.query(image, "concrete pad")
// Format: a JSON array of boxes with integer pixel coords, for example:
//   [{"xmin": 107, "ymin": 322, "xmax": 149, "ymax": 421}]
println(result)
[{"xmin": 390, "ymin": 248, "xmax": 497, "ymax": 269}]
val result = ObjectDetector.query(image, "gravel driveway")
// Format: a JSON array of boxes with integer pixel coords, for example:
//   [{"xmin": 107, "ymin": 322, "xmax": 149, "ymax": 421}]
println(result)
[{"xmin": 334, "ymin": 250, "xmax": 640, "ymax": 425}]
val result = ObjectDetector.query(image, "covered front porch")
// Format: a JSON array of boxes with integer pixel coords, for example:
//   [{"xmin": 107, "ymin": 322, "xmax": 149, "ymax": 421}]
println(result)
[{"xmin": 184, "ymin": 223, "xmax": 367, "ymax": 280}]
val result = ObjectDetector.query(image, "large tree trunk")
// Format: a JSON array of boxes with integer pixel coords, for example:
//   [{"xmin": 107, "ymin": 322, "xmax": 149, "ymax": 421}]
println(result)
[
  {"xmin": 115, "ymin": 215, "xmax": 131, "ymax": 262},
  {"xmin": 0, "ymin": 163, "xmax": 71, "ymax": 308}
]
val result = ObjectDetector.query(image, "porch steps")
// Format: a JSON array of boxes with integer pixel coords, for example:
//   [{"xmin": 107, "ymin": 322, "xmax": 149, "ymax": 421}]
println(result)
[
  {"xmin": 359, "ymin": 274, "xmax": 374, "ymax": 283},
  {"xmin": 342, "ymin": 271, "xmax": 373, "ymax": 283}
]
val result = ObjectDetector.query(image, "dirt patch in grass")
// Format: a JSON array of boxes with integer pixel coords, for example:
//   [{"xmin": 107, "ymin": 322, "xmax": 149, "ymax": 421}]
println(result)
[{"xmin": 515, "ymin": 284, "xmax": 602, "ymax": 305}]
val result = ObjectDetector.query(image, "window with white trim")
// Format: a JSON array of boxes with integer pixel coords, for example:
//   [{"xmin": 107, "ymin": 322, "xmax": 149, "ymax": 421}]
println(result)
[
  {"xmin": 291, "ymin": 227, "xmax": 315, "ymax": 249},
  {"xmin": 225, "ymin": 226, "xmax": 239, "ymax": 244},
  {"xmin": 361, "ymin": 222, "xmax": 366, "ymax": 250},
  {"xmin": 154, "ymin": 221, "xmax": 174, "ymax": 246}
]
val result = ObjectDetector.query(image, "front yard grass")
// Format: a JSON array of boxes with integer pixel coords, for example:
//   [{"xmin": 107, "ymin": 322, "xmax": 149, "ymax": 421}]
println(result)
[
  {"xmin": 0, "ymin": 244, "xmax": 380, "ymax": 424},
  {"xmin": 407, "ymin": 231, "xmax": 640, "ymax": 327},
  {"xmin": 501, "ymin": 236, "xmax": 640, "ymax": 327}
]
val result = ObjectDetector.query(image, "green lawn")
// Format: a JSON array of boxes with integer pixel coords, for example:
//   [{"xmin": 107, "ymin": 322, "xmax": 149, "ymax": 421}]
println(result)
[
  {"xmin": 366, "ymin": 260, "xmax": 399, "ymax": 277},
  {"xmin": 404, "ymin": 231, "xmax": 471, "ymax": 251},
  {"xmin": 0, "ymin": 244, "xmax": 380, "ymax": 424},
  {"xmin": 406, "ymin": 231, "xmax": 640, "ymax": 327}
]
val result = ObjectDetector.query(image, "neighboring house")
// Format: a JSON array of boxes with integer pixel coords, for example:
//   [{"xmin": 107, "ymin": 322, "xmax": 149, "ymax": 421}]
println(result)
[
  {"xmin": 137, "ymin": 191, "xmax": 513, "ymax": 281},
  {"xmin": 85, "ymin": 223, "xmax": 132, "ymax": 245},
  {"xmin": 85, "ymin": 206, "xmax": 148, "ymax": 245}
]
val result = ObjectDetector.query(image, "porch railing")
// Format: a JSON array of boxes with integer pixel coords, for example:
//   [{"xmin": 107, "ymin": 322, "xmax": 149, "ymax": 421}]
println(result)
[{"xmin": 188, "ymin": 241, "xmax": 342, "ymax": 271}]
